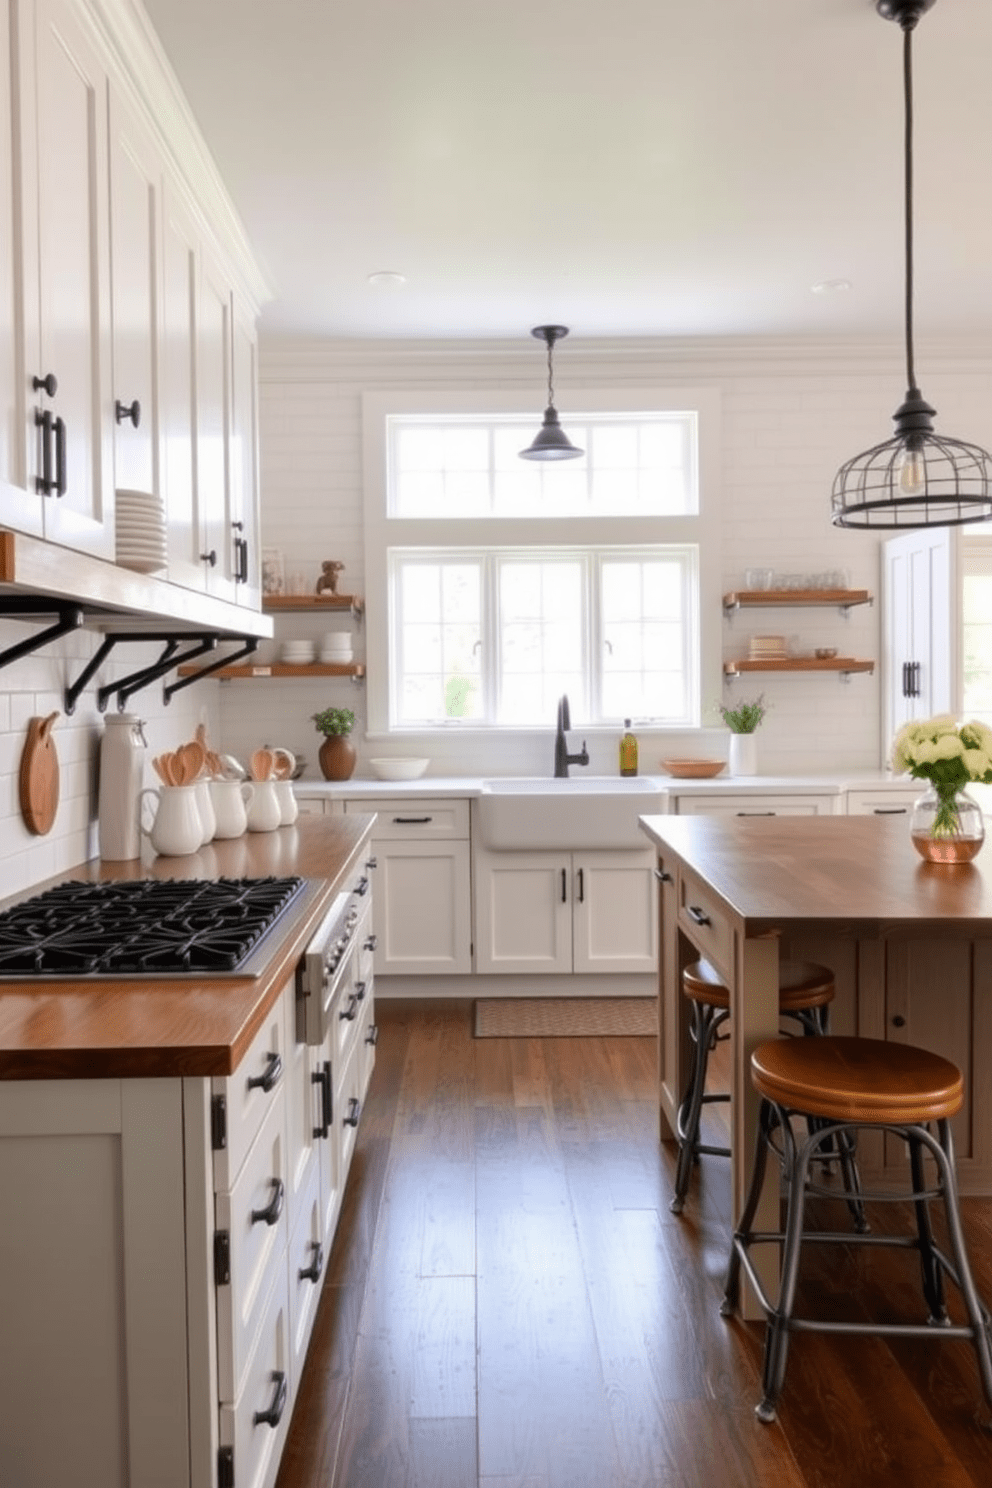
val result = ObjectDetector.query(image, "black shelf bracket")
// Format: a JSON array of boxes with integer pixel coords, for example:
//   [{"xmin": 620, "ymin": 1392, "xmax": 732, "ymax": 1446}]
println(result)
[
  {"xmin": 63, "ymin": 631, "xmax": 227, "ymax": 715},
  {"xmin": 163, "ymin": 637, "xmax": 260, "ymax": 702},
  {"xmin": 0, "ymin": 598, "xmax": 84, "ymax": 672}
]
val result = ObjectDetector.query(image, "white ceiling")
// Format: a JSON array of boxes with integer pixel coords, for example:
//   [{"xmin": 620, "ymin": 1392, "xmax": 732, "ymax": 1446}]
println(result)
[{"xmin": 142, "ymin": 0, "xmax": 992, "ymax": 343}]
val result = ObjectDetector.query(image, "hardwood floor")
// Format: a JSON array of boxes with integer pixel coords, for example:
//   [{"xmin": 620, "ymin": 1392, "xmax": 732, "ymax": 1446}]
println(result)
[{"xmin": 276, "ymin": 999, "xmax": 992, "ymax": 1488}]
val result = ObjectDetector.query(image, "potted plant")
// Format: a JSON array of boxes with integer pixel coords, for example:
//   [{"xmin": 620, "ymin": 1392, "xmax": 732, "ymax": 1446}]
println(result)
[
  {"xmin": 718, "ymin": 694, "xmax": 766, "ymax": 777},
  {"xmin": 312, "ymin": 706, "xmax": 357, "ymax": 781}
]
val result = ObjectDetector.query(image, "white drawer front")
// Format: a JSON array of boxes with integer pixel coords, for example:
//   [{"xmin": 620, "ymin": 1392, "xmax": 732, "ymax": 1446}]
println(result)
[
  {"xmin": 219, "ymin": 1264, "xmax": 292, "ymax": 1488},
  {"xmin": 345, "ymin": 797, "xmax": 470, "ymax": 838},
  {"xmin": 846, "ymin": 787, "xmax": 919, "ymax": 816},
  {"xmin": 287, "ymin": 1156, "xmax": 324, "ymax": 1395},
  {"xmin": 213, "ymin": 990, "xmax": 288, "ymax": 1190},
  {"xmin": 215, "ymin": 1087, "xmax": 288, "ymax": 1404},
  {"xmin": 359, "ymin": 985, "xmax": 378, "ymax": 1101},
  {"xmin": 676, "ymin": 793, "xmax": 837, "ymax": 817}
]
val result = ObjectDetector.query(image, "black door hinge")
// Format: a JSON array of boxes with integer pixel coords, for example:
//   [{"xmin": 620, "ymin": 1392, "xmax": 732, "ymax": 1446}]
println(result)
[
  {"xmin": 218, "ymin": 1445, "xmax": 234, "ymax": 1487},
  {"xmin": 214, "ymin": 1230, "xmax": 231, "ymax": 1286},
  {"xmin": 211, "ymin": 1093, "xmax": 227, "ymax": 1151}
]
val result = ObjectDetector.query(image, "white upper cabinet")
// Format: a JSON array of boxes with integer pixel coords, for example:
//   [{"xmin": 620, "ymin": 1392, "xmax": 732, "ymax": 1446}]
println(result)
[
  {"xmin": 108, "ymin": 82, "xmax": 159, "ymax": 501},
  {"xmin": 0, "ymin": 0, "xmax": 24, "ymax": 523},
  {"xmin": 160, "ymin": 176, "xmax": 201, "ymax": 590},
  {"xmin": 231, "ymin": 299, "xmax": 261, "ymax": 609},
  {"xmin": 197, "ymin": 245, "xmax": 236, "ymax": 601},
  {"xmin": 882, "ymin": 527, "xmax": 956, "ymax": 752},
  {"xmin": 17, "ymin": 0, "xmax": 114, "ymax": 559}
]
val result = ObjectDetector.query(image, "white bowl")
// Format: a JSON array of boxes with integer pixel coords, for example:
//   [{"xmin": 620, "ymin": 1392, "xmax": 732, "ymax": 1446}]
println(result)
[{"xmin": 369, "ymin": 757, "xmax": 429, "ymax": 781}]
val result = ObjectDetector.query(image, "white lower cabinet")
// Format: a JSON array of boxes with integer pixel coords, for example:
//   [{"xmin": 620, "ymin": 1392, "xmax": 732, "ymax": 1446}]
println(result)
[
  {"xmin": 672, "ymin": 791, "xmax": 839, "ymax": 816},
  {"xmin": 474, "ymin": 846, "xmax": 658, "ymax": 975},
  {"xmin": 218, "ymin": 1267, "xmax": 292, "ymax": 1488},
  {"xmin": 845, "ymin": 785, "xmax": 920, "ymax": 817}
]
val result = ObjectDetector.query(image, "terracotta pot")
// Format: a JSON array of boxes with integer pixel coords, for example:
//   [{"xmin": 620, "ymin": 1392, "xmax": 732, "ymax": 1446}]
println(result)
[{"xmin": 318, "ymin": 734, "xmax": 357, "ymax": 781}]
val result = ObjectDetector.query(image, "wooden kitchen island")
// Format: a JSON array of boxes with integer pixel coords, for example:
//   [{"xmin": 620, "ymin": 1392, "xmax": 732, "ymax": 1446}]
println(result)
[{"xmin": 638, "ymin": 813, "xmax": 992, "ymax": 1315}]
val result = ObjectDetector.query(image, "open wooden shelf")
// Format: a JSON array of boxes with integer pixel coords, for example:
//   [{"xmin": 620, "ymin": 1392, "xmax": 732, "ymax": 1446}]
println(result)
[
  {"xmin": 177, "ymin": 661, "xmax": 366, "ymax": 680},
  {"xmin": 723, "ymin": 587, "xmax": 871, "ymax": 613},
  {"xmin": 262, "ymin": 593, "xmax": 363, "ymax": 615},
  {"xmin": 724, "ymin": 657, "xmax": 874, "ymax": 678}
]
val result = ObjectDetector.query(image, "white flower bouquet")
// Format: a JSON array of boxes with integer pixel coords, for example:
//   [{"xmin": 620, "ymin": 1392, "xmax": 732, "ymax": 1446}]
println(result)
[{"xmin": 890, "ymin": 715, "xmax": 992, "ymax": 838}]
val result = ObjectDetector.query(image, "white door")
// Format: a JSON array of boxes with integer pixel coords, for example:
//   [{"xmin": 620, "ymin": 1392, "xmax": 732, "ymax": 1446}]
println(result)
[
  {"xmin": 883, "ymin": 528, "xmax": 956, "ymax": 755},
  {"xmin": 108, "ymin": 85, "xmax": 159, "ymax": 500},
  {"xmin": 161, "ymin": 176, "xmax": 203, "ymax": 590},
  {"xmin": 474, "ymin": 850, "xmax": 572, "ymax": 974},
  {"xmin": 373, "ymin": 839, "xmax": 472, "ymax": 975},
  {"xmin": 572, "ymin": 850, "xmax": 659, "ymax": 974},
  {"xmin": 24, "ymin": 0, "xmax": 113, "ymax": 557},
  {"xmin": 198, "ymin": 246, "xmax": 235, "ymax": 600},
  {"xmin": 0, "ymin": 0, "xmax": 34, "ymax": 530},
  {"xmin": 231, "ymin": 299, "xmax": 261, "ymax": 608}
]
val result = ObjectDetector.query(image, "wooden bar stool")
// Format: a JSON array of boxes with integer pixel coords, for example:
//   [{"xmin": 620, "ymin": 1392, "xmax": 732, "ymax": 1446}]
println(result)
[
  {"xmin": 722, "ymin": 1036, "xmax": 992, "ymax": 1427},
  {"xmin": 671, "ymin": 957, "xmax": 857, "ymax": 1216}
]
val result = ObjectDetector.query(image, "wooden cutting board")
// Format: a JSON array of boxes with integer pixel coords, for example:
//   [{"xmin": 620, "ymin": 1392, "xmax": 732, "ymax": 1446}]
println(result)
[{"xmin": 19, "ymin": 712, "xmax": 60, "ymax": 835}]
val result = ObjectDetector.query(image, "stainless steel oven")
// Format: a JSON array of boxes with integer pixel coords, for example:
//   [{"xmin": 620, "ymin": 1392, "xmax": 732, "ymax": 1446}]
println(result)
[{"xmin": 295, "ymin": 863, "xmax": 374, "ymax": 1046}]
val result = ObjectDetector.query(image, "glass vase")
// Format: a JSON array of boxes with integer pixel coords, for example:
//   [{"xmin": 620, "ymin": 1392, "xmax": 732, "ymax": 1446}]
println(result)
[{"xmin": 909, "ymin": 783, "xmax": 985, "ymax": 864}]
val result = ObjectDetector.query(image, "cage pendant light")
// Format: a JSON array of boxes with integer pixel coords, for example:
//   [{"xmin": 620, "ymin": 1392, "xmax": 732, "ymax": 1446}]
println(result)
[
  {"xmin": 831, "ymin": 0, "xmax": 992, "ymax": 529},
  {"xmin": 519, "ymin": 325, "xmax": 584, "ymax": 461}
]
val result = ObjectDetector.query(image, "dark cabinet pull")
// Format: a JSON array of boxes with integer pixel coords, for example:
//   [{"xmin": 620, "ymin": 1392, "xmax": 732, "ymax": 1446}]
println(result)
[
  {"xmin": 200, "ymin": 548, "xmax": 217, "ymax": 567},
  {"xmin": 892, "ymin": 1014, "xmax": 907, "ymax": 1028},
  {"xmin": 53, "ymin": 416, "xmax": 66, "ymax": 496},
  {"xmin": 365, "ymin": 856, "xmax": 377, "ymax": 871},
  {"xmin": 392, "ymin": 816, "xmax": 431, "ymax": 825},
  {"xmin": 250, "ymin": 1177, "xmax": 284, "ymax": 1227},
  {"xmin": 577, "ymin": 867, "xmax": 585, "ymax": 903},
  {"xmin": 340, "ymin": 992, "xmax": 360, "ymax": 1022},
  {"xmin": 686, "ymin": 905, "xmax": 711, "ymax": 926},
  {"xmin": 654, "ymin": 868, "xmax": 673, "ymax": 883},
  {"xmin": 901, "ymin": 661, "xmax": 910, "ymax": 698},
  {"xmin": 115, "ymin": 398, "xmax": 141, "ymax": 427},
  {"xmin": 343, "ymin": 1097, "xmax": 361, "ymax": 1128},
  {"xmin": 911, "ymin": 661, "xmax": 922, "ymax": 697},
  {"xmin": 312, "ymin": 1062, "xmax": 331, "ymax": 1139},
  {"xmin": 356, "ymin": 875, "xmax": 370, "ymax": 896},
  {"xmin": 873, "ymin": 807, "xmax": 908, "ymax": 815},
  {"xmin": 247, "ymin": 1050, "xmax": 282, "ymax": 1093},
  {"xmin": 253, "ymin": 1371, "xmax": 288, "ymax": 1429},
  {"xmin": 365, "ymin": 1024, "xmax": 379, "ymax": 1047},
  {"xmin": 354, "ymin": 980, "xmax": 367, "ymax": 1001},
  {"xmin": 561, "ymin": 868, "xmax": 567, "ymax": 903},
  {"xmin": 32, "ymin": 372, "xmax": 57, "ymax": 397},
  {"xmin": 298, "ymin": 1241, "xmax": 324, "ymax": 1284},
  {"xmin": 736, "ymin": 811, "xmax": 775, "ymax": 817},
  {"xmin": 363, "ymin": 933, "xmax": 377, "ymax": 951},
  {"xmin": 35, "ymin": 408, "xmax": 53, "ymax": 494},
  {"xmin": 234, "ymin": 534, "xmax": 248, "ymax": 584}
]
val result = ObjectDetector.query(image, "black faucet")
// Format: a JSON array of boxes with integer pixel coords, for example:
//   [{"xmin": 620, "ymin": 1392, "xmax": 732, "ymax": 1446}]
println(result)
[{"xmin": 553, "ymin": 694, "xmax": 590, "ymax": 778}]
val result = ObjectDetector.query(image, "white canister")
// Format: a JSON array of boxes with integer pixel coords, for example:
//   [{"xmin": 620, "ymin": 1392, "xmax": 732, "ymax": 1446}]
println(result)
[
  {"xmin": 728, "ymin": 732, "xmax": 759, "ymax": 777},
  {"xmin": 138, "ymin": 784, "xmax": 203, "ymax": 857},
  {"xmin": 210, "ymin": 779, "xmax": 254, "ymax": 839},
  {"xmin": 274, "ymin": 779, "xmax": 298, "ymax": 826},
  {"xmin": 98, "ymin": 713, "xmax": 148, "ymax": 861},
  {"xmin": 194, "ymin": 779, "xmax": 217, "ymax": 844},
  {"xmin": 245, "ymin": 778, "xmax": 282, "ymax": 833}
]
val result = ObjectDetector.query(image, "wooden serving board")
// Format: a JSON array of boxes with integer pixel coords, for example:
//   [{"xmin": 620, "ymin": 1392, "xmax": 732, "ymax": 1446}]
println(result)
[{"xmin": 19, "ymin": 712, "xmax": 60, "ymax": 835}]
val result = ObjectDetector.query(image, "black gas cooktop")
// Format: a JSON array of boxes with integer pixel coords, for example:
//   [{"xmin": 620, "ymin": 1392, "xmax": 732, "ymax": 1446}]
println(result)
[{"xmin": 0, "ymin": 876, "xmax": 308, "ymax": 980}]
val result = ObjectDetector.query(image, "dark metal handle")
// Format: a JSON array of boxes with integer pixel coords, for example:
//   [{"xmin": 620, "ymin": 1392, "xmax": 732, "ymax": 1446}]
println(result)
[
  {"xmin": 312, "ymin": 1062, "xmax": 330, "ymax": 1139},
  {"xmin": 356, "ymin": 875, "xmax": 370, "ymax": 896},
  {"xmin": 32, "ymin": 372, "xmax": 57, "ymax": 397},
  {"xmin": 354, "ymin": 980, "xmax": 367, "ymax": 1001},
  {"xmin": 115, "ymin": 398, "xmax": 141, "ymax": 427},
  {"xmin": 366, "ymin": 856, "xmax": 377, "ymax": 870},
  {"xmin": 892, "ymin": 1015, "xmax": 906, "ymax": 1028},
  {"xmin": 392, "ymin": 816, "xmax": 432, "ymax": 825},
  {"xmin": 35, "ymin": 409, "xmax": 53, "ymax": 493},
  {"xmin": 53, "ymin": 416, "xmax": 67, "ymax": 496},
  {"xmin": 200, "ymin": 548, "xmax": 217, "ymax": 567},
  {"xmin": 234, "ymin": 534, "xmax": 248, "ymax": 584},
  {"xmin": 363, "ymin": 934, "xmax": 377, "ymax": 951},
  {"xmin": 873, "ymin": 807, "xmax": 908, "ymax": 815},
  {"xmin": 561, "ymin": 868, "xmax": 567, "ymax": 903},
  {"xmin": 343, "ymin": 1097, "xmax": 361, "ymax": 1128},
  {"xmin": 653, "ymin": 868, "xmax": 673, "ymax": 883},
  {"xmin": 340, "ymin": 992, "xmax": 360, "ymax": 1022},
  {"xmin": 911, "ymin": 661, "xmax": 921, "ymax": 698},
  {"xmin": 298, "ymin": 1241, "xmax": 324, "ymax": 1284},
  {"xmin": 736, "ymin": 811, "xmax": 775, "ymax": 816},
  {"xmin": 577, "ymin": 867, "xmax": 584, "ymax": 903},
  {"xmin": 250, "ymin": 1177, "xmax": 285, "ymax": 1227},
  {"xmin": 902, "ymin": 661, "xmax": 910, "ymax": 698},
  {"xmin": 686, "ymin": 905, "xmax": 711, "ymax": 926},
  {"xmin": 253, "ymin": 1371, "xmax": 288, "ymax": 1429},
  {"xmin": 365, "ymin": 1023, "xmax": 379, "ymax": 1047},
  {"xmin": 247, "ymin": 1050, "xmax": 282, "ymax": 1093}
]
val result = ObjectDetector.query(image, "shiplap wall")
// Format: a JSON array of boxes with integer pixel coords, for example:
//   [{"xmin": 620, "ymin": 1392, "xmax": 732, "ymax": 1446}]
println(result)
[{"xmin": 217, "ymin": 333, "xmax": 992, "ymax": 780}]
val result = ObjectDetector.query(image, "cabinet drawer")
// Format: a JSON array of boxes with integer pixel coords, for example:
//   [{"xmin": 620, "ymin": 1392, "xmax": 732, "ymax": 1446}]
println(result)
[
  {"xmin": 345, "ymin": 797, "xmax": 470, "ymax": 839},
  {"xmin": 358, "ymin": 983, "xmax": 378, "ymax": 1101},
  {"xmin": 213, "ymin": 990, "xmax": 288, "ymax": 1190},
  {"xmin": 676, "ymin": 792, "xmax": 837, "ymax": 817},
  {"xmin": 287, "ymin": 1155, "xmax": 324, "ymax": 1395},
  {"xmin": 678, "ymin": 868, "xmax": 732, "ymax": 979},
  {"xmin": 215, "ymin": 1085, "xmax": 288, "ymax": 1404},
  {"xmin": 846, "ymin": 787, "xmax": 918, "ymax": 816},
  {"xmin": 219, "ymin": 1263, "xmax": 292, "ymax": 1488},
  {"xmin": 336, "ymin": 1036, "xmax": 364, "ymax": 1178}
]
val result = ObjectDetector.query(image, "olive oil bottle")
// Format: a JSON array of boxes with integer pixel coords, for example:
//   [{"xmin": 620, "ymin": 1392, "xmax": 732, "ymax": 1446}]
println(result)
[{"xmin": 619, "ymin": 719, "xmax": 638, "ymax": 777}]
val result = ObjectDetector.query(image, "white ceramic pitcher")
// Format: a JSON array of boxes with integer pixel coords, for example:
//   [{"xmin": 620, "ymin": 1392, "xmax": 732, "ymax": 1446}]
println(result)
[
  {"xmin": 138, "ymin": 784, "xmax": 203, "ymax": 857},
  {"xmin": 274, "ymin": 779, "xmax": 298, "ymax": 826},
  {"xmin": 194, "ymin": 779, "xmax": 217, "ymax": 844},
  {"xmin": 245, "ymin": 778, "xmax": 281, "ymax": 833},
  {"xmin": 210, "ymin": 779, "xmax": 254, "ymax": 839}
]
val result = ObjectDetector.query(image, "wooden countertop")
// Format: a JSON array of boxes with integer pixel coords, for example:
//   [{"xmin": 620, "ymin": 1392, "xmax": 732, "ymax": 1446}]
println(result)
[{"xmin": 0, "ymin": 814, "xmax": 375, "ymax": 1082}]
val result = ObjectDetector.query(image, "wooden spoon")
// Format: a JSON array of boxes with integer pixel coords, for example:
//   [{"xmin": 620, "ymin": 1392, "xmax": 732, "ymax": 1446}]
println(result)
[
  {"xmin": 152, "ymin": 754, "xmax": 172, "ymax": 786},
  {"xmin": 271, "ymin": 747, "xmax": 295, "ymax": 780},
  {"xmin": 250, "ymin": 747, "xmax": 274, "ymax": 781},
  {"xmin": 180, "ymin": 739, "xmax": 207, "ymax": 782}
]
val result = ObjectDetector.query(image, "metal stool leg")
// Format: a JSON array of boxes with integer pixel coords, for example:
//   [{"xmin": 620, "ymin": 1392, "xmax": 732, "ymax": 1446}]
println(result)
[
  {"xmin": 671, "ymin": 1001, "xmax": 727, "ymax": 1214},
  {"xmin": 929, "ymin": 1120, "xmax": 992, "ymax": 1423},
  {"xmin": 721, "ymin": 1099, "xmax": 775, "ymax": 1318},
  {"xmin": 909, "ymin": 1133, "xmax": 948, "ymax": 1324}
]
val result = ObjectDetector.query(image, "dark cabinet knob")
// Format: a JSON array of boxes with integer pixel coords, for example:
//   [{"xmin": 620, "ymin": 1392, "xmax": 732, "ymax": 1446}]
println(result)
[
  {"xmin": 891, "ymin": 1015, "xmax": 906, "ymax": 1028},
  {"xmin": 32, "ymin": 372, "xmax": 57, "ymax": 397},
  {"xmin": 115, "ymin": 398, "xmax": 141, "ymax": 427},
  {"xmin": 200, "ymin": 549, "xmax": 217, "ymax": 567}
]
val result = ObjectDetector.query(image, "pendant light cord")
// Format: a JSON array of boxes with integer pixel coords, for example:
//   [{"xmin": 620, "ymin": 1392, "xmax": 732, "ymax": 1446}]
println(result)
[
  {"xmin": 546, "ymin": 338, "xmax": 556, "ymax": 408},
  {"xmin": 903, "ymin": 22, "xmax": 916, "ymax": 392}
]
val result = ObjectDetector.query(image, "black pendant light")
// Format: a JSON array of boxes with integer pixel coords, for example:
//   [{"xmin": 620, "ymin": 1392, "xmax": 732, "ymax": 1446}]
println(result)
[
  {"xmin": 831, "ymin": 0, "xmax": 992, "ymax": 529},
  {"xmin": 519, "ymin": 325, "xmax": 584, "ymax": 461}
]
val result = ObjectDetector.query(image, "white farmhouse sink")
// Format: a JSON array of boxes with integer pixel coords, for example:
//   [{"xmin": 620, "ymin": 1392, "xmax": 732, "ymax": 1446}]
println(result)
[{"xmin": 477, "ymin": 776, "xmax": 666, "ymax": 850}]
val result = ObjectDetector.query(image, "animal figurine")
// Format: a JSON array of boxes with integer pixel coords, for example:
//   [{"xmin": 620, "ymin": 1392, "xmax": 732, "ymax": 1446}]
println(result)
[{"xmin": 315, "ymin": 560, "xmax": 345, "ymax": 596}]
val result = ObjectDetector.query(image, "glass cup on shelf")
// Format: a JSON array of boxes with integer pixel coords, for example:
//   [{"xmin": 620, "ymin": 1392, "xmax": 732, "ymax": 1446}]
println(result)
[{"xmin": 745, "ymin": 567, "xmax": 774, "ymax": 591}]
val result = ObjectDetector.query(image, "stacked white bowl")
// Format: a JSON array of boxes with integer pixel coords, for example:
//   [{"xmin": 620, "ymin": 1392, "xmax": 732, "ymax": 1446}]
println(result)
[
  {"xmin": 280, "ymin": 639, "xmax": 315, "ymax": 664},
  {"xmin": 320, "ymin": 631, "xmax": 353, "ymax": 665},
  {"xmin": 116, "ymin": 488, "xmax": 167, "ymax": 573}
]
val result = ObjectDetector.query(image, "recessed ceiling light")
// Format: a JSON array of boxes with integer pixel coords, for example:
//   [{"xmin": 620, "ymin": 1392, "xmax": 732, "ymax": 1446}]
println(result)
[
  {"xmin": 810, "ymin": 278, "xmax": 852, "ymax": 295},
  {"xmin": 367, "ymin": 270, "xmax": 406, "ymax": 287}
]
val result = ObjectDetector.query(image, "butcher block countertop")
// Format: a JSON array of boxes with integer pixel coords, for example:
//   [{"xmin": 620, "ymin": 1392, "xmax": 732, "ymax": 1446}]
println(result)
[{"xmin": 0, "ymin": 814, "xmax": 375, "ymax": 1082}]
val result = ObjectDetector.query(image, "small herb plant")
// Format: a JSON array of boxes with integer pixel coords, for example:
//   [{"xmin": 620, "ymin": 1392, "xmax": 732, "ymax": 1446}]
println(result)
[
  {"xmin": 718, "ymin": 695, "xmax": 767, "ymax": 734},
  {"xmin": 312, "ymin": 707, "xmax": 355, "ymax": 736}
]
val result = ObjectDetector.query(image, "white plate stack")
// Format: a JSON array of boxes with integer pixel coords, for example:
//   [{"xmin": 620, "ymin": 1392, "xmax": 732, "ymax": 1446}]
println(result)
[
  {"xmin": 116, "ymin": 488, "xmax": 167, "ymax": 573},
  {"xmin": 280, "ymin": 640, "xmax": 316, "ymax": 665},
  {"xmin": 320, "ymin": 631, "xmax": 353, "ymax": 665}
]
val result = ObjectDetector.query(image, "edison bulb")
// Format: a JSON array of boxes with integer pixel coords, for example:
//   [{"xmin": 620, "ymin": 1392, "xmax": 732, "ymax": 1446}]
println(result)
[{"xmin": 896, "ymin": 447, "xmax": 926, "ymax": 497}]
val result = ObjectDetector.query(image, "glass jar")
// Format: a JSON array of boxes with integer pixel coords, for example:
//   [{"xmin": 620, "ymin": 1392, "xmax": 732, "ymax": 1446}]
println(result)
[{"xmin": 909, "ymin": 783, "xmax": 985, "ymax": 864}]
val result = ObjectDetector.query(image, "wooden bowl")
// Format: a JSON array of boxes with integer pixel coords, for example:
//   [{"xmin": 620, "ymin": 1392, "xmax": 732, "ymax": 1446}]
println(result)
[{"xmin": 660, "ymin": 759, "xmax": 726, "ymax": 779}]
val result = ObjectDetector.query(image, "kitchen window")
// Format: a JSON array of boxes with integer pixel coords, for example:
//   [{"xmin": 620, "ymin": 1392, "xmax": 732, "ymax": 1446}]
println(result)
[{"xmin": 362, "ymin": 386, "xmax": 722, "ymax": 735}]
